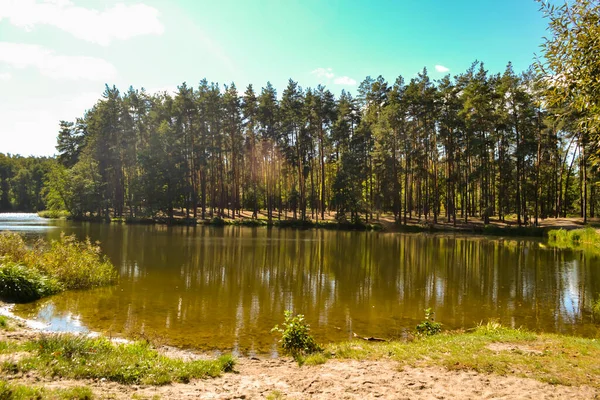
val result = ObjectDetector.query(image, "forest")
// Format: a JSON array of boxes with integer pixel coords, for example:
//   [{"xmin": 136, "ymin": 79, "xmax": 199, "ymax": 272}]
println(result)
[{"xmin": 1, "ymin": 1, "xmax": 598, "ymax": 227}]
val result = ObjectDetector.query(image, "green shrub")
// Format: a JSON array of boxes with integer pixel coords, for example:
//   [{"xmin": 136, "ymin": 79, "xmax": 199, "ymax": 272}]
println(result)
[
  {"xmin": 36, "ymin": 234, "xmax": 117, "ymax": 290},
  {"xmin": 0, "ymin": 232, "xmax": 117, "ymax": 302},
  {"xmin": 416, "ymin": 308, "xmax": 442, "ymax": 337},
  {"xmin": 272, "ymin": 310, "xmax": 322, "ymax": 358},
  {"xmin": 0, "ymin": 262, "xmax": 62, "ymax": 303}
]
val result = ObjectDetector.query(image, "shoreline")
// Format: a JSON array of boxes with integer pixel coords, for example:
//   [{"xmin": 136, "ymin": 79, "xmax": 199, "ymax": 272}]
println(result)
[
  {"xmin": 35, "ymin": 210, "xmax": 599, "ymax": 237},
  {"xmin": 0, "ymin": 312, "xmax": 597, "ymax": 399}
]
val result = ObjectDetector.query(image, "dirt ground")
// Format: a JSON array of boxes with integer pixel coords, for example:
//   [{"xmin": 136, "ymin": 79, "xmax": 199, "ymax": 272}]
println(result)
[{"xmin": 4, "ymin": 356, "xmax": 598, "ymax": 399}]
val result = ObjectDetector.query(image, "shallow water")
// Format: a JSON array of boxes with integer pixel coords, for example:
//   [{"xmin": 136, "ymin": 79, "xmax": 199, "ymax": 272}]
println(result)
[{"xmin": 2, "ymin": 214, "xmax": 599, "ymax": 355}]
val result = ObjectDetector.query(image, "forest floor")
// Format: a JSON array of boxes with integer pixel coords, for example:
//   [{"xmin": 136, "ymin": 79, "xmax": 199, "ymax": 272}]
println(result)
[{"xmin": 1, "ymin": 315, "xmax": 598, "ymax": 399}]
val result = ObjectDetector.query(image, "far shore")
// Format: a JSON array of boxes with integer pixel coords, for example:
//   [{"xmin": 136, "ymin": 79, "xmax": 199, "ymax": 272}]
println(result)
[{"xmin": 35, "ymin": 209, "xmax": 600, "ymax": 237}]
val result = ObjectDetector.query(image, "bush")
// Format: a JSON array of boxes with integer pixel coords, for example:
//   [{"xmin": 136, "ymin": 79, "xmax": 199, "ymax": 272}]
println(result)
[
  {"xmin": 0, "ymin": 263, "xmax": 62, "ymax": 303},
  {"xmin": 36, "ymin": 234, "xmax": 117, "ymax": 290},
  {"xmin": 272, "ymin": 310, "xmax": 322, "ymax": 358},
  {"xmin": 416, "ymin": 308, "xmax": 442, "ymax": 337},
  {"xmin": 0, "ymin": 232, "xmax": 117, "ymax": 302}
]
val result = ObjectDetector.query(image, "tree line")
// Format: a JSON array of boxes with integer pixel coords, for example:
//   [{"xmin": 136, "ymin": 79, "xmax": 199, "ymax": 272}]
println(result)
[
  {"xmin": 33, "ymin": 60, "xmax": 594, "ymax": 226},
  {"xmin": 2, "ymin": 0, "xmax": 598, "ymax": 226}
]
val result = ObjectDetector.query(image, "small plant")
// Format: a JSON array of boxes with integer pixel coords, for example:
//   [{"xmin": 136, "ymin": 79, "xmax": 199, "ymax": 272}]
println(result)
[
  {"xmin": 272, "ymin": 310, "xmax": 322, "ymax": 358},
  {"xmin": 416, "ymin": 308, "xmax": 442, "ymax": 337}
]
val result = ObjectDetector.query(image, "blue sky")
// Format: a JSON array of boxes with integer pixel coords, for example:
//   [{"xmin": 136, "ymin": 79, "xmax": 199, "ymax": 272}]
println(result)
[{"xmin": 0, "ymin": 0, "xmax": 549, "ymax": 156}]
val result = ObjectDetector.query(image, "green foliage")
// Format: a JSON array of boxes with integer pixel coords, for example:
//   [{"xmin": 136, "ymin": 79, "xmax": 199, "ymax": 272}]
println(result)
[
  {"xmin": 37, "ymin": 210, "xmax": 70, "ymax": 219},
  {"xmin": 0, "ymin": 380, "xmax": 93, "ymax": 400},
  {"xmin": 9, "ymin": 334, "xmax": 234, "ymax": 385},
  {"xmin": 0, "ymin": 232, "xmax": 117, "ymax": 302},
  {"xmin": 0, "ymin": 262, "xmax": 62, "ymax": 303},
  {"xmin": 415, "ymin": 308, "xmax": 442, "ymax": 337},
  {"xmin": 547, "ymin": 228, "xmax": 600, "ymax": 252},
  {"xmin": 272, "ymin": 310, "xmax": 322, "ymax": 358}
]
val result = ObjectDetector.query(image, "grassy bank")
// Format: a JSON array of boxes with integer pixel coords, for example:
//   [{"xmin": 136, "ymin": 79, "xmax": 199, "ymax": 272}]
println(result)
[
  {"xmin": 306, "ymin": 322, "xmax": 600, "ymax": 388},
  {"xmin": 0, "ymin": 232, "xmax": 117, "ymax": 302},
  {"xmin": 0, "ymin": 334, "xmax": 234, "ymax": 386},
  {"xmin": 547, "ymin": 227, "xmax": 600, "ymax": 252},
  {"xmin": 0, "ymin": 380, "xmax": 93, "ymax": 400}
]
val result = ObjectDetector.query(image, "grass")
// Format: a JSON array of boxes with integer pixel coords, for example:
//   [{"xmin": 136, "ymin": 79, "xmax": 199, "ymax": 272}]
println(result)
[
  {"xmin": 547, "ymin": 227, "xmax": 600, "ymax": 253},
  {"xmin": 37, "ymin": 210, "xmax": 71, "ymax": 219},
  {"xmin": 0, "ymin": 232, "xmax": 117, "ymax": 302},
  {"xmin": 325, "ymin": 322, "xmax": 600, "ymax": 387},
  {"xmin": 0, "ymin": 380, "xmax": 93, "ymax": 400},
  {"xmin": 2, "ymin": 333, "xmax": 235, "ymax": 386}
]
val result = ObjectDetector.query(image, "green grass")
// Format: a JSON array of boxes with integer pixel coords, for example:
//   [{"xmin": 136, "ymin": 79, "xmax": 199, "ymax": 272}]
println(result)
[
  {"xmin": 0, "ymin": 380, "xmax": 93, "ymax": 400},
  {"xmin": 325, "ymin": 322, "xmax": 600, "ymax": 387},
  {"xmin": 3, "ymin": 334, "xmax": 235, "ymax": 386},
  {"xmin": 547, "ymin": 227, "xmax": 600, "ymax": 252},
  {"xmin": 0, "ymin": 232, "xmax": 117, "ymax": 302}
]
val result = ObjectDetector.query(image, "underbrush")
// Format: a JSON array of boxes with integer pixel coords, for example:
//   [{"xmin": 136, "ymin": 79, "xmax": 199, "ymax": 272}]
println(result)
[
  {"xmin": 0, "ymin": 232, "xmax": 117, "ymax": 302},
  {"xmin": 2, "ymin": 334, "xmax": 234, "ymax": 386}
]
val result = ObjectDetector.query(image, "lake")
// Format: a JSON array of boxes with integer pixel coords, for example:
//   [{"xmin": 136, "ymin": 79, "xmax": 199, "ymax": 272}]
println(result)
[{"xmin": 1, "ymin": 213, "xmax": 599, "ymax": 355}]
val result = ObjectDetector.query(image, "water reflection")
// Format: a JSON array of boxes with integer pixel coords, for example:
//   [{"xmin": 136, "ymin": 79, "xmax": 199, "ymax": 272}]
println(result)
[{"xmin": 4, "ymin": 220, "xmax": 599, "ymax": 354}]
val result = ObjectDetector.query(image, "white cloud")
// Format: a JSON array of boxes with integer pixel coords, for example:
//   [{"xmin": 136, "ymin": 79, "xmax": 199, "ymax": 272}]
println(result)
[
  {"xmin": 0, "ymin": 72, "xmax": 11, "ymax": 81},
  {"xmin": 435, "ymin": 65, "xmax": 450, "ymax": 73},
  {"xmin": 0, "ymin": 0, "xmax": 164, "ymax": 46},
  {"xmin": 0, "ymin": 90, "xmax": 102, "ymax": 156},
  {"xmin": 311, "ymin": 67, "xmax": 335, "ymax": 79},
  {"xmin": 0, "ymin": 42, "xmax": 117, "ymax": 80},
  {"xmin": 312, "ymin": 67, "xmax": 356, "ymax": 86},
  {"xmin": 333, "ymin": 76, "xmax": 357, "ymax": 86}
]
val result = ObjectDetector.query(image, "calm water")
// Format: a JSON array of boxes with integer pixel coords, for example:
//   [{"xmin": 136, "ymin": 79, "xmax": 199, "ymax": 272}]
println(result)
[{"xmin": 2, "ymin": 213, "xmax": 599, "ymax": 355}]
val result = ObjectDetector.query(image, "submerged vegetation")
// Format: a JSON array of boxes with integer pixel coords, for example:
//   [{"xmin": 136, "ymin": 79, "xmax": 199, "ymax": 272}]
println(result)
[{"xmin": 0, "ymin": 232, "xmax": 117, "ymax": 302}]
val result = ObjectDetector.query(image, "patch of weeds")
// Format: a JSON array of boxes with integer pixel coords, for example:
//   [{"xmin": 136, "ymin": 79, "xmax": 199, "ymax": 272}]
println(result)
[
  {"xmin": 0, "ymin": 380, "xmax": 93, "ymax": 399},
  {"xmin": 266, "ymin": 390, "xmax": 285, "ymax": 400},
  {"xmin": 303, "ymin": 352, "xmax": 329, "ymax": 366},
  {"xmin": 415, "ymin": 308, "xmax": 442, "ymax": 337},
  {"xmin": 11, "ymin": 334, "xmax": 235, "ymax": 385},
  {"xmin": 272, "ymin": 311, "xmax": 322, "ymax": 362}
]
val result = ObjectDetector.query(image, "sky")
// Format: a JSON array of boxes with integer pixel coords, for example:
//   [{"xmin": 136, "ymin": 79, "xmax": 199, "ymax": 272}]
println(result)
[{"xmin": 0, "ymin": 0, "xmax": 550, "ymax": 157}]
